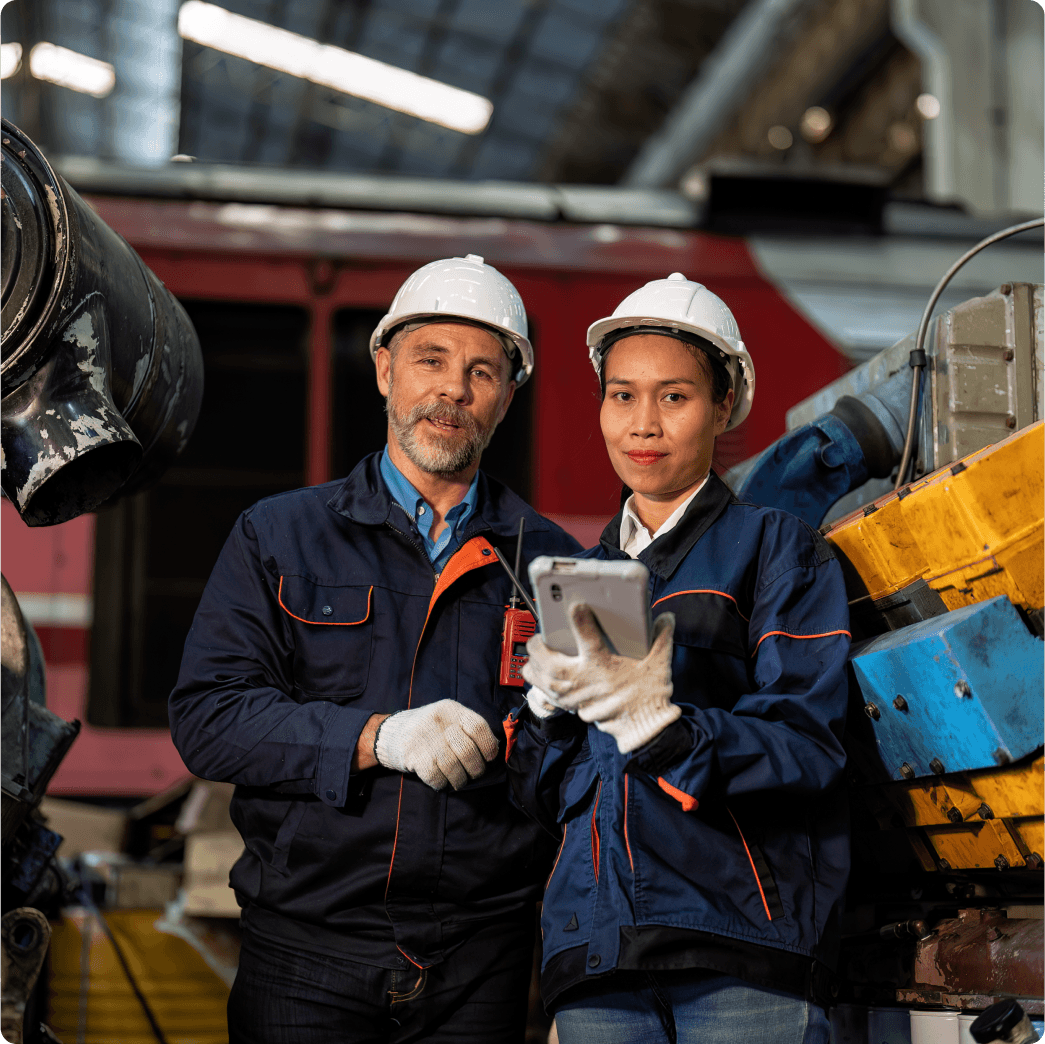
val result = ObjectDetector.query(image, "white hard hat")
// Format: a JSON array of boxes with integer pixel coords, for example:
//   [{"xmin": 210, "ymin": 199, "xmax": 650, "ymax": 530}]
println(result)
[
  {"xmin": 370, "ymin": 254, "xmax": 533, "ymax": 386},
  {"xmin": 586, "ymin": 273, "xmax": 755, "ymax": 430}
]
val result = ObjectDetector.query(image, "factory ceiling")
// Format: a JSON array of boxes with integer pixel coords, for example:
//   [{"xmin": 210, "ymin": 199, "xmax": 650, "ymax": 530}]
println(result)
[{"xmin": 2, "ymin": 0, "xmax": 933, "ymax": 195}]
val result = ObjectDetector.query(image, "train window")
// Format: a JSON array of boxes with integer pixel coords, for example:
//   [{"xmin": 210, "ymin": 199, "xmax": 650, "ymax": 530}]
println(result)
[
  {"xmin": 330, "ymin": 309, "xmax": 534, "ymax": 501},
  {"xmin": 330, "ymin": 309, "xmax": 388, "ymax": 479},
  {"xmin": 88, "ymin": 302, "xmax": 309, "ymax": 729}
]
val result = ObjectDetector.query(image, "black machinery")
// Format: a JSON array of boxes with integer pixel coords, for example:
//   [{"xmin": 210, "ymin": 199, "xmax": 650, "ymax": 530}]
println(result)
[{"xmin": 1, "ymin": 120, "xmax": 204, "ymax": 1044}]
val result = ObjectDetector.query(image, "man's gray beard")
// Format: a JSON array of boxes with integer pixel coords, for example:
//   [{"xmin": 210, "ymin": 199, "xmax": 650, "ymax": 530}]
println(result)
[{"xmin": 387, "ymin": 386, "xmax": 495, "ymax": 476}]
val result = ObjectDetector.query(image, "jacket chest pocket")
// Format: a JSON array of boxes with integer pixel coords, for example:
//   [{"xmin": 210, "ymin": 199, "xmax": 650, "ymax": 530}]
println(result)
[
  {"xmin": 278, "ymin": 576, "xmax": 374, "ymax": 698},
  {"xmin": 654, "ymin": 592, "xmax": 751, "ymax": 706}
]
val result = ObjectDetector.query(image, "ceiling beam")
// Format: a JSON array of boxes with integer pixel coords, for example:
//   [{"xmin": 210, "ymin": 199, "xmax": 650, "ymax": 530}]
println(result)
[{"xmin": 621, "ymin": 0, "xmax": 821, "ymax": 187}]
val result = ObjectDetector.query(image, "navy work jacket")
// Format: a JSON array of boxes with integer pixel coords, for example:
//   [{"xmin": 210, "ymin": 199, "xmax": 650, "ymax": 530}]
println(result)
[
  {"xmin": 169, "ymin": 453, "xmax": 580, "ymax": 968},
  {"xmin": 505, "ymin": 474, "xmax": 851, "ymax": 1004}
]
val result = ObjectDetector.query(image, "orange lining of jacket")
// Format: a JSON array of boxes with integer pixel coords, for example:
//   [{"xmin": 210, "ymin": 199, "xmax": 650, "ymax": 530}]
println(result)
[
  {"xmin": 278, "ymin": 578, "xmax": 373, "ymax": 625},
  {"xmin": 384, "ymin": 536, "xmax": 498, "ymax": 909},
  {"xmin": 656, "ymin": 777, "xmax": 699, "ymax": 812},
  {"xmin": 652, "ymin": 588, "xmax": 749, "ymax": 623}
]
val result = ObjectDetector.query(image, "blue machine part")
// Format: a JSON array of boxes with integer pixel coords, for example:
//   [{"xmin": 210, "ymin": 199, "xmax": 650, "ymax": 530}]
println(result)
[
  {"xmin": 736, "ymin": 414, "xmax": 871, "ymax": 527},
  {"xmin": 850, "ymin": 595, "xmax": 1044, "ymax": 780}
]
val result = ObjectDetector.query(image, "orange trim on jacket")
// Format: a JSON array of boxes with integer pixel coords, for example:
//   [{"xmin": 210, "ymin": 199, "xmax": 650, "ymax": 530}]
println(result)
[
  {"xmin": 656, "ymin": 777, "xmax": 699, "ymax": 812},
  {"xmin": 547, "ymin": 822, "xmax": 568, "ymax": 890},
  {"xmin": 503, "ymin": 714, "xmax": 521, "ymax": 762},
  {"xmin": 652, "ymin": 588, "xmax": 749, "ymax": 622},
  {"xmin": 278, "ymin": 579, "xmax": 373, "ymax": 625},
  {"xmin": 728, "ymin": 808, "xmax": 772, "ymax": 922},
  {"xmin": 752, "ymin": 628, "xmax": 851, "ymax": 656},
  {"xmin": 623, "ymin": 775, "xmax": 634, "ymax": 873},
  {"xmin": 590, "ymin": 781, "xmax": 602, "ymax": 884}
]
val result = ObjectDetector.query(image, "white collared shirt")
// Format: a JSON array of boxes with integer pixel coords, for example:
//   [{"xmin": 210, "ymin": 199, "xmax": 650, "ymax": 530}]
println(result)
[{"xmin": 618, "ymin": 473, "xmax": 710, "ymax": 558}]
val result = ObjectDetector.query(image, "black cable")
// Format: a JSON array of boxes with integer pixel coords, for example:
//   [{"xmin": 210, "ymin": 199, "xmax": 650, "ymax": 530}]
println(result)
[
  {"xmin": 894, "ymin": 216, "xmax": 1044, "ymax": 491},
  {"xmin": 895, "ymin": 348, "xmax": 927, "ymax": 488}
]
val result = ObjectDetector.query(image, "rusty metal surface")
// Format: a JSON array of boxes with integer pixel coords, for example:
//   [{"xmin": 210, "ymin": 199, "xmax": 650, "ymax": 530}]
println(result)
[
  {"xmin": 897, "ymin": 990, "xmax": 1044, "ymax": 1016},
  {"xmin": 0, "ymin": 908, "xmax": 52, "ymax": 1044},
  {"xmin": 913, "ymin": 909, "xmax": 1044, "ymax": 999}
]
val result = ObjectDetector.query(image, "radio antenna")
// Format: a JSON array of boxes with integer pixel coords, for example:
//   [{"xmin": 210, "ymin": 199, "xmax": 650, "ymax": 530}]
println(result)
[
  {"xmin": 510, "ymin": 518, "xmax": 525, "ymax": 608},
  {"xmin": 493, "ymin": 546, "xmax": 539, "ymax": 619}
]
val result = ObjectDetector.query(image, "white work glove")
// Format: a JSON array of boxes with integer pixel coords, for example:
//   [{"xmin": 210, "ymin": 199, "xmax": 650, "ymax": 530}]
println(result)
[
  {"xmin": 374, "ymin": 699, "xmax": 499, "ymax": 790},
  {"xmin": 525, "ymin": 686, "xmax": 562, "ymax": 719},
  {"xmin": 521, "ymin": 604, "xmax": 679, "ymax": 754}
]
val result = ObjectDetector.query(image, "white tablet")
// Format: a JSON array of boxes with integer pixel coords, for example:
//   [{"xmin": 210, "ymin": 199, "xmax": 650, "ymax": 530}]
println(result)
[{"xmin": 528, "ymin": 556, "xmax": 652, "ymax": 660}]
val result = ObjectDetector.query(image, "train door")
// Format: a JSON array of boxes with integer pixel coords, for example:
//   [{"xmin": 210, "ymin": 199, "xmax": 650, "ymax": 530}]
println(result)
[{"xmin": 88, "ymin": 301, "xmax": 310, "ymax": 728}]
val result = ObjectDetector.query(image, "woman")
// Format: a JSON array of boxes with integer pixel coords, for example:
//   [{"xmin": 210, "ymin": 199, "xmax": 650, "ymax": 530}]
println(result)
[{"xmin": 505, "ymin": 274, "xmax": 850, "ymax": 1044}]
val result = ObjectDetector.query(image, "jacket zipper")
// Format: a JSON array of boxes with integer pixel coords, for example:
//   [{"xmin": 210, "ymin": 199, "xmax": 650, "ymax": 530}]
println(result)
[
  {"xmin": 385, "ymin": 516, "xmax": 439, "ymax": 587},
  {"xmin": 382, "ymin": 534, "xmax": 498, "ymax": 906}
]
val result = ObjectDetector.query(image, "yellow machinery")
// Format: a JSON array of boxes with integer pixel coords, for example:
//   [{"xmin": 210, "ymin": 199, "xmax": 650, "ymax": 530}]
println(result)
[{"xmin": 729, "ymin": 270, "xmax": 1044, "ymax": 1024}]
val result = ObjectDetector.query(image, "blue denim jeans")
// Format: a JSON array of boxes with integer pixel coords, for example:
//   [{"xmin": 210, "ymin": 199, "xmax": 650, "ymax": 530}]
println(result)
[
  {"xmin": 228, "ymin": 919, "xmax": 533, "ymax": 1044},
  {"xmin": 554, "ymin": 972, "xmax": 830, "ymax": 1044}
]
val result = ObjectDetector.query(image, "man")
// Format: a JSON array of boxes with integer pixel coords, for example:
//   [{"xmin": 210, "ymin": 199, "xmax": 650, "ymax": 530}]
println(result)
[
  {"xmin": 170, "ymin": 254, "xmax": 581, "ymax": 1044},
  {"xmin": 505, "ymin": 274, "xmax": 849, "ymax": 1043}
]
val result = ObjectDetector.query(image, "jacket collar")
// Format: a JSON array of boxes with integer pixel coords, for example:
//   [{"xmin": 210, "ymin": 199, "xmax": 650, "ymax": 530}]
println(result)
[
  {"xmin": 598, "ymin": 471, "xmax": 736, "ymax": 579},
  {"xmin": 326, "ymin": 451, "xmax": 555, "ymax": 539}
]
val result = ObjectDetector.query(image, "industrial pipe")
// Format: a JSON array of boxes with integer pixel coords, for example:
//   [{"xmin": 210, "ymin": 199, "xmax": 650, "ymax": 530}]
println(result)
[{"xmin": 1, "ymin": 119, "xmax": 203, "ymax": 526}]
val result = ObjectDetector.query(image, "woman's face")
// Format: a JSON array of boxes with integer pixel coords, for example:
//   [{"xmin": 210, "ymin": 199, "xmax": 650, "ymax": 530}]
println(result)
[{"xmin": 599, "ymin": 333, "xmax": 733, "ymax": 498}]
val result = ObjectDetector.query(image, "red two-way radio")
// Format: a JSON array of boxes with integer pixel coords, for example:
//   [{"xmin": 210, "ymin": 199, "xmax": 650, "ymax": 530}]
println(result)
[
  {"xmin": 497, "ymin": 518, "xmax": 540, "ymax": 688},
  {"xmin": 500, "ymin": 607, "xmax": 536, "ymax": 686}
]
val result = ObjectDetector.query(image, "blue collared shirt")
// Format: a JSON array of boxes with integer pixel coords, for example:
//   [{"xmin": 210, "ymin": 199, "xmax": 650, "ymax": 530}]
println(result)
[{"xmin": 379, "ymin": 446, "xmax": 479, "ymax": 573}]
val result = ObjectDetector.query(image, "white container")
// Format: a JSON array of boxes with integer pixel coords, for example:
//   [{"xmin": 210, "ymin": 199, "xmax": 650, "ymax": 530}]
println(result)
[{"xmin": 910, "ymin": 1010, "xmax": 960, "ymax": 1044}]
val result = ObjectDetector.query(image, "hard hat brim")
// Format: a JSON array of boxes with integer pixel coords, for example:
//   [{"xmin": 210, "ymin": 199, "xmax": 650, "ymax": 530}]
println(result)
[
  {"xmin": 370, "ymin": 313, "xmax": 533, "ymax": 387},
  {"xmin": 587, "ymin": 318, "xmax": 754, "ymax": 430}
]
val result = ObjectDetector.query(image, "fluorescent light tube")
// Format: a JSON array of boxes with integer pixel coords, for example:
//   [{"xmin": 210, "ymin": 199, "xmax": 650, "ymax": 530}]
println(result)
[
  {"xmin": 29, "ymin": 42, "xmax": 116, "ymax": 97},
  {"xmin": 1, "ymin": 42, "xmax": 22, "ymax": 79},
  {"xmin": 177, "ymin": 0, "xmax": 493, "ymax": 135}
]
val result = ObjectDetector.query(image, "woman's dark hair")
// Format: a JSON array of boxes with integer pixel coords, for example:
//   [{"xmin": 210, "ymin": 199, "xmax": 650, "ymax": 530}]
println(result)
[{"xmin": 597, "ymin": 335, "xmax": 733, "ymax": 404}]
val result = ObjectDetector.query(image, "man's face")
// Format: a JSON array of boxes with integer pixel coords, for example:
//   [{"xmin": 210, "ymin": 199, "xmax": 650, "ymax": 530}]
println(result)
[
  {"xmin": 376, "ymin": 322, "xmax": 516, "ymax": 476},
  {"xmin": 599, "ymin": 333, "xmax": 732, "ymax": 497}
]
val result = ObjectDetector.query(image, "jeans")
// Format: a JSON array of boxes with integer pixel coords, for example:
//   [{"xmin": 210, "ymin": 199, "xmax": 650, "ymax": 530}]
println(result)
[
  {"xmin": 554, "ymin": 971, "xmax": 830, "ymax": 1044},
  {"xmin": 228, "ymin": 919, "xmax": 533, "ymax": 1044}
]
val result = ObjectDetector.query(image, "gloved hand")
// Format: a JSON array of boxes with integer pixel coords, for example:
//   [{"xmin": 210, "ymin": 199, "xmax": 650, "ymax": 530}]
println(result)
[
  {"xmin": 374, "ymin": 699, "xmax": 499, "ymax": 790},
  {"xmin": 525, "ymin": 686, "xmax": 562, "ymax": 719},
  {"xmin": 521, "ymin": 605, "xmax": 679, "ymax": 754}
]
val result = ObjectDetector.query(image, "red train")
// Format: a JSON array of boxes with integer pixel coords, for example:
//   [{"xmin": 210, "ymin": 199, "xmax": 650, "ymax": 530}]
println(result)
[{"xmin": 0, "ymin": 188, "xmax": 921, "ymax": 798}]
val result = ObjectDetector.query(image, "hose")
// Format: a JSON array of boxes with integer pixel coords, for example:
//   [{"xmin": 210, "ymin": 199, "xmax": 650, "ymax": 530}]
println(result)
[{"xmin": 893, "ymin": 215, "xmax": 1045, "ymax": 490}]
